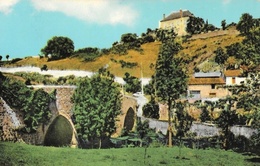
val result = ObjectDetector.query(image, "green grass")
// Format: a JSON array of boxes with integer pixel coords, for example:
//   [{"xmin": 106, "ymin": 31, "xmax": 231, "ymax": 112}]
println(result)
[{"xmin": 1, "ymin": 142, "xmax": 259, "ymax": 166}]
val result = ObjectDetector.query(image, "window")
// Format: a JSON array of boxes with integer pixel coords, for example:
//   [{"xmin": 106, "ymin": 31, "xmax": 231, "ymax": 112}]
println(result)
[
  {"xmin": 190, "ymin": 91, "xmax": 201, "ymax": 99},
  {"xmin": 211, "ymin": 84, "xmax": 216, "ymax": 89},
  {"xmin": 209, "ymin": 93, "xmax": 216, "ymax": 98},
  {"xmin": 232, "ymin": 77, "xmax": 235, "ymax": 84}
]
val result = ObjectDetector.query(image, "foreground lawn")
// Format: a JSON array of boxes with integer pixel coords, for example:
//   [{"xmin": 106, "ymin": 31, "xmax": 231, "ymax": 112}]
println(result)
[{"xmin": 0, "ymin": 142, "xmax": 259, "ymax": 166}]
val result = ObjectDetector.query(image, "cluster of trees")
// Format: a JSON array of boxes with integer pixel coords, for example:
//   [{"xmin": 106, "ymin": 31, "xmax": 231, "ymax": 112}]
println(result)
[
  {"xmin": 123, "ymin": 72, "xmax": 141, "ymax": 93},
  {"xmin": 186, "ymin": 17, "xmax": 218, "ymax": 35},
  {"xmin": 0, "ymin": 72, "xmax": 54, "ymax": 133},
  {"xmin": 213, "ymin": 13, "xmax": 260, "ymax": 69},
  {"xmin": 72, "ymin": 68, "xmax": 121, "ymax": 148}
]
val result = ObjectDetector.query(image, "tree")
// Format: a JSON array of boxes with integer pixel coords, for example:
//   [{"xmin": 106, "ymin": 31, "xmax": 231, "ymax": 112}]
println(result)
[
  {"xmin": 186, "ymin": 17, "xmax": 205, "ymax": 34},
  {"xmin": 214, "ymin": 47, "xmax": 228, "ymax": 65},
  {"xmin": 72, "ymin": 69, "xmax": 121, "ymax": 148},
  {"xmin": 0, "ymin": 55, "xmax": 2, "ymax": 61},
  {"xmin": 215, "ymin": 96, "xmax": 239, "ymax": 150},
  {"xmin": 174, "ymin": 101, "xmax": 193, "ymax": 157},
  {"xmin": 153, "ymin": 36, "xmax": 188, "ymax": 147},
  {"xmin": 22, "ymin": 89, "xmax": 52, "ymax": 133},
  {"xmin": 41, "ymin": 36, "xmax": 74, "ymax": 60},
  {"xmin": 123, "ymin": 72, "xmax": 141, "ymax": 93},
  {"xmin": 6, "ymin": 55, "xmax": 9, "ymax": 61},
  {"xmin": 237, "ymin": 13, "xmax": 254, "ymax": 35},
  {"xmin": 221, "ymin": 20, "xmax": 226, "ymax": 30},
  {"xmin": 142, "ymin": 98, "xmax": 159, "ymax": 119}
]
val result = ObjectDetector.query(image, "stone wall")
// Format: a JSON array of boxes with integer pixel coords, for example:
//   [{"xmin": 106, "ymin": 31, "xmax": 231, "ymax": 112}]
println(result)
[{"xmin": 0, "ymin": 98, "xmax": 21, "ymax": 142}]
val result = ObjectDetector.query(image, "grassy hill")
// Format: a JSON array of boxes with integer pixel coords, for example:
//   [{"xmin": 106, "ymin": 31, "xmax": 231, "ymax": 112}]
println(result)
[
  {"xmin": 1, "ymin": 142, "xmax": 259, "ymax": 166},
  {"xmin": 8, "ymin": 28, "xmax": 243, "ymax": 78}
]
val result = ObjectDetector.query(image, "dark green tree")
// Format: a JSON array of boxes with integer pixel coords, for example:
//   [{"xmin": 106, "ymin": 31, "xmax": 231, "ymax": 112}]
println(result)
[
  {"xmin": 174, "ymin": 101, "xmax": 193, "ymax": 157},
  {"xmin": 199, "ymin": 101, "xmax": 216, "ymax": 123},
  {"xmin": 186, "ymin": 17, "xmax": 205, "ymax": 34},
  {"xmin": 41, "ymin": 36, "xmax": 74, "ymax": 60},
  {"xmin": 221, "ymin": 20, "xmax": 226, "ymax": 30},
  {"xmin": 6, "ymin": 55, "xmax": 9, "ymax": 61},
  {"xmin": 22, "ymin": 89, "xmax": 52, "ymax": 133},
  {"xmin": 153, "ymin": 36, "xmax": 188, "ymax": 147},
  {"xmin": 123, "ymin": 72, "xmax": 141, "ymax": 93},
  {"xmin": 0, "ymin": 55, "xmax": 2, "ymax": 61},
  {"xmin": 142, "ymin": 98, "xmax": 159, "ymax": 119},
  {"xmin": 72, "ymin": 69, "xmax": 121, "ymax": 148},
  {"xmin": 215, "ymin": 96, "xmax": 239, "ymax": 150},
  {"xmin": 214, "ymin": 47, "xmax": 228, "ymax": 65},
  {"xmin": 237, "ymin": 13, "xmax": 254, "ymax": 35}
]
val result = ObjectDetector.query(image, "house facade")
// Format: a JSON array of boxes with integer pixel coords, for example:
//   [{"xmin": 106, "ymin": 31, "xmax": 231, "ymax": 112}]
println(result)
[
  {"xmin": 159, "ymin": 10, "xmax": 193, "ymax": 36},
  {"xmin": 224, "ymin": 69, "xmax": 247, "ymax": 85},
  {"xmin": 187, "ymin": 72, "xmax": 228, "ymax": 102}
]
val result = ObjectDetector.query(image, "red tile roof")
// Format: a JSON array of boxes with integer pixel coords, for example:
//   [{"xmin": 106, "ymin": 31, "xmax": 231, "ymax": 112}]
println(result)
[
  {"xmin": 188, "ymin": 77, "xmax": 225, "ymax": 85},
  {"xmin": 160, "ymin": 10, "xmax": 193, "ymax": 22},
  {"xmin": 224, "ymin": 70, "xmax": 242, "ymax": 77}
]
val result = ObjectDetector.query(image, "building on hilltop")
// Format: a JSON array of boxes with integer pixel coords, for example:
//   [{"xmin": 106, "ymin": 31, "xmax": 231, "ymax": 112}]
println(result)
[{"xmin": 159, "ymin": 9, "xmax": 194, "ymax": 36}]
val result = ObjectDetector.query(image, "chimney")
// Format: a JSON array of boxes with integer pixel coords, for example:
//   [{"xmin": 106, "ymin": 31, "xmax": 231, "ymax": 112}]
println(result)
[
  {"xmin": 163, "ymin": 14, "xmax": 165, "ymax": 19},
  {"xmin": 180, "ymin": 9, "xmax": 183, "ymax": 18}
]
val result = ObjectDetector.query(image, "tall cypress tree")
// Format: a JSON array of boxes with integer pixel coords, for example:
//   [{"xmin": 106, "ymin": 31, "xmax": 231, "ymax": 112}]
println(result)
[{"xmin": 153, "ymin": 37, "xmax": 188, "ymax": 147}]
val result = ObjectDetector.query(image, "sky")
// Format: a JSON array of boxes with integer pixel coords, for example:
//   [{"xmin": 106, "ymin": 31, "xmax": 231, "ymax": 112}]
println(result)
[{"xmin": 0, "ymin": 0, "xmax": 259, "ymax": 59}]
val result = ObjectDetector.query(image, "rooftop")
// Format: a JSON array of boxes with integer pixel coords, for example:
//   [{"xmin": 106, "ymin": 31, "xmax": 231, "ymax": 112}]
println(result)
[
  {"xmin": 224, "ymin": 69, "xmax": 242, "ymax": 77},
  {"xmin": 194, "ymin": 72, "xmax": 222, "ymax": 78},
  {"xmin": 160, "ymin": 10, "xmax": 193, "ymax": 22},
  {"xmin": 188, "ymin": 77, "xmax": 225, "ymax": 85}
]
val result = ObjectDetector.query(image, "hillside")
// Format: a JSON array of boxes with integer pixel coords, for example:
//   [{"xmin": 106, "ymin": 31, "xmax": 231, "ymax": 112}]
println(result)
[{"xmin": 7, "ymin": 28, "xmax": 243, "ymax": 78}]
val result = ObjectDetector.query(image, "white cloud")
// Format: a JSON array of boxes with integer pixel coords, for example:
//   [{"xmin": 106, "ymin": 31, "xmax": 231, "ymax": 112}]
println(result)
[
  {"xmin": 0, "ymin": 0, "xmax": 20, "ymax": 14},
  {"xmin": 30, "ymin": 0, "xmax": 138, "ymax": 26}
]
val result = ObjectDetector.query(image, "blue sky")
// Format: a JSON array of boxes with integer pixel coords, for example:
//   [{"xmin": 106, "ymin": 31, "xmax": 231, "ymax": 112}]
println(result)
[{"xmin": 0, "ymin": 0, "xmax": 259, "ymax": 59}]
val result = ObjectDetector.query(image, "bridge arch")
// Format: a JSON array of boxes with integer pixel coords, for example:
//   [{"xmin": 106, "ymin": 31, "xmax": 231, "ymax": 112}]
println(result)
[
  {"xmin": 123, "ymin": 107, "xmax": 135, "ymax": 131},
  {"xmin": 44, "ymin": 114, "xmax": 78, "ymax": 147}
]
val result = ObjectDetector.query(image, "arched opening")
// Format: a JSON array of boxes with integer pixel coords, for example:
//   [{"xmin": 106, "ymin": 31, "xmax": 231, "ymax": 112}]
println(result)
[
  {"xmin": 123, "ymin": 107, "xmax": 135, "ymax": 131},
  {"xmin": 44, "ymin": 115, "xmax": 73, "ymax": 147}
]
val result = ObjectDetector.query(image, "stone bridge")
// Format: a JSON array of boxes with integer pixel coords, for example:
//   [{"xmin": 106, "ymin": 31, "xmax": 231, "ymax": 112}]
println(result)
[{"xmin": 24, "ymin": 85, "xmax": 138, "ymax": 147}]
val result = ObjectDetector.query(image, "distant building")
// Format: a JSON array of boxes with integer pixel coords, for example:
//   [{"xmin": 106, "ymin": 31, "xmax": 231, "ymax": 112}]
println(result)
[
  {"xmin": 224, "ymin": 69, "xmax": 247, "ymax": 85},
  {"xmin": 187, "ymin": 72, "xmax": 227, "ymax": 102},
  {"xmin": 159, "ymin": 9, "xmax": 194, "ymax": 36}
]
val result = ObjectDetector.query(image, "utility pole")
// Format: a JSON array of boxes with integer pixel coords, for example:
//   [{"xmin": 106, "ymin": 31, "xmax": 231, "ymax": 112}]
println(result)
[{"xmin": 141, "ymin": 62, "xmax": 144, "ymax": 95}]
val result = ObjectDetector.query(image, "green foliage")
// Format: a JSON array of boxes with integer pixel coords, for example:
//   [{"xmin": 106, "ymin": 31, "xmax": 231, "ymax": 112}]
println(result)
[
  {"xmin": 72, "ymin": 69, "xmax": 121, "ymax": 148},
  {"xmin": 22, "ymin": 89, "xmax": 52, "ymax": 133},
  {"xmin": 214, "ymin": 47, "xmax": 228, "ymax": 65},
  {"xmin": 186, "ymin": 17, "xmax": 205, "ymax": 34},
  {"xmin": 6, "ymin": 54, "xmax": 9, "ymax": 61},
  {"xmin": 152, "ymin": 33, "xmax": 188, "ymax": 146},
  {"xmin": 236, "ymin": 13, "xmax": 255, "ymax": 35},
  {"xmin": 41, "ymin": 64, "xmax": 48, "ymax": 71},
  {"xmin": 142, "ymin": 98, "xmax": 159, "ymax": 119},
  {"xmin": 119, "ymin": 60, "xmax": 138, "ymax": 68},
  {"xmin": 123, "ymin": 72, "xmax": 141, "ymax": 93},
  {"xmin": 0, "ymin": 75, "xmax": 53, "ymax": 133},
  {"xmin": 14, "ymin": 72, "xmax": 52, "ymax": 84},
  {"xmin": 199, "ymin": 101, "xmax": 216, "ymax": 123},
  {"xmin": 41, "ymin": 36, "xmax": 74, "ymax": 60},
  {"xmin": 221, "ymin": 20, "xmax": 226, "ymax": 30},
  {"xmin": 73, "ymin": 47, "xmax": 102, "ymax": 62}
]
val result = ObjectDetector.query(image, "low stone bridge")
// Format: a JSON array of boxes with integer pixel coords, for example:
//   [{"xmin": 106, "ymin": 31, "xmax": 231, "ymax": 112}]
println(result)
[{"xmin": 24, "ymin": 85, "xmax": 138, "ymax": 147}]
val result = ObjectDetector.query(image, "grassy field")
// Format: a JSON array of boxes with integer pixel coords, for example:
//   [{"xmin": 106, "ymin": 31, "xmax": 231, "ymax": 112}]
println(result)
[{"xmin": 1, "ymin": 142, "xmax": 259, "ymax": 166}]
